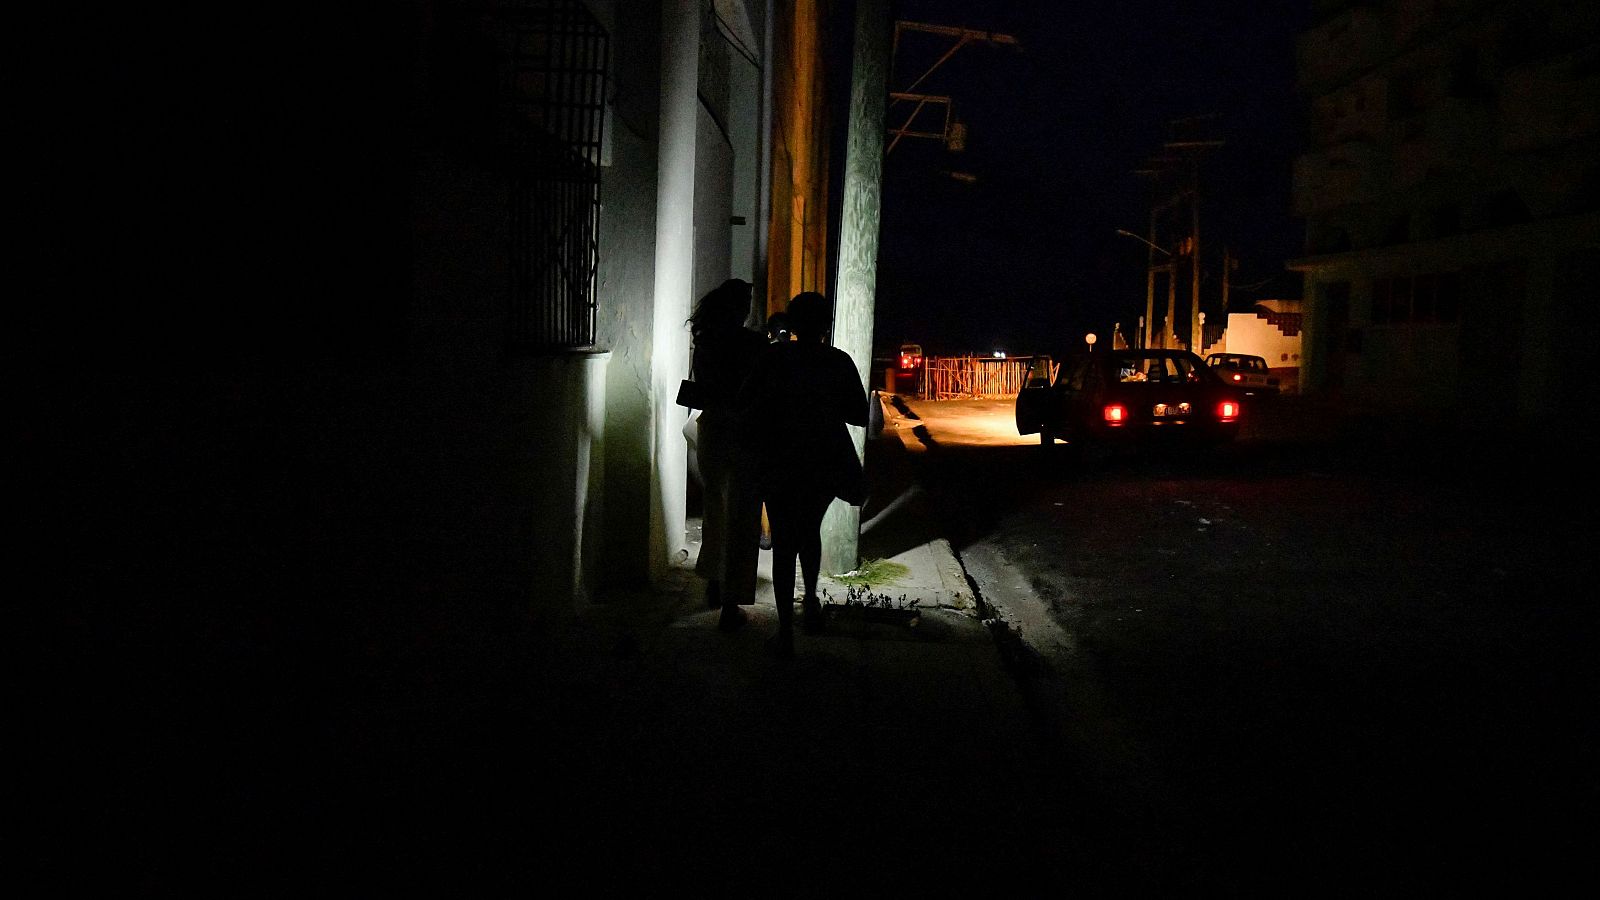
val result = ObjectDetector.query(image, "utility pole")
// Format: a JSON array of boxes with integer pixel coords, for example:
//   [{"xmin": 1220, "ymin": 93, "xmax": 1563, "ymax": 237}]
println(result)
[
  {"xmin": 1165, "ymin": 259, "xmax": 1176, "ymax": 348},
  {"xmin": 1167, "ymin": 134, "xmax": 1222, "ymax": 353},
  {"xmin": 1143, "ymin": 208, "xmax": 1157, "ymax": 349},
  {"xmin": 820, "ymin": 12, "xmax": 1013, "ymax": 572},
  {"xmin": 885, "ymin": 20, "xmax": 1019, "ymax": 155},
  {"xmin": 1220, "ymin": 246, "xmax": 1232, "ymax": 350},
  {"xmin": 1134, "ymin": 156, "xmax": 1182, "ymax": 352},
  {"xmin": 1190, "ymin": 159, "xmax": 1202, "ymax": 353},
  {"xmin": 1136, "ymin": 118, "xmax": 1222, "ymax": 355},
  {"xmin": 820, "ymin": 0, "xmax": 891, "ymax": 575}
]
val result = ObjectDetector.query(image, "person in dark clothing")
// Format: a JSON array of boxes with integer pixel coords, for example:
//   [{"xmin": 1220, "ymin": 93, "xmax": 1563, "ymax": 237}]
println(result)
[
  {"xmin": 741, "ymin": 291, "xmax": 869, "ymax": 657},
  {"xmin": 755, "ymin": 309, "xmax": 793, "ymax": 551},
  {"xmin": 687, "ymin": 279, "xmax": 767, "ymax": 631}
]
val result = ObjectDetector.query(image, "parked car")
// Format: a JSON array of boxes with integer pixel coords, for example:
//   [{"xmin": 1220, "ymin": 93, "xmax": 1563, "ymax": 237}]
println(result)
[
  {"xmin": 898, "ymin": 343, "xmax": 924, "ymax": 371},
  {"xmin": 1205, "ymin": 352, "xmax": 1281, "ymax": 396},
  {"xmin": 894, "ymin": 343, "xmax": 925, "ymax": 394},
  {"xmin": 1015, "ymin": 349, "xmax": 1243, "ymax": 452}
]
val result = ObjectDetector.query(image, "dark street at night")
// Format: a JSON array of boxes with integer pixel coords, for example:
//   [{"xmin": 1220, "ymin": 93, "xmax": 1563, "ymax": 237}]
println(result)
[
  {"xmin": 22, "ymin": 0, "xmax": 1599, "ymax": 892},
  {"xmin": 904, "ymin": 396, "xmax": 1598, "ymax": 891}
]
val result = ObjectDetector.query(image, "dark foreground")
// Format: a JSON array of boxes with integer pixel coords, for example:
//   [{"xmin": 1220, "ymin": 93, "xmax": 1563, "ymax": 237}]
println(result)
[{"xmin": 31, "ymin": 395, "xmax": 1595, "ymax": 892}]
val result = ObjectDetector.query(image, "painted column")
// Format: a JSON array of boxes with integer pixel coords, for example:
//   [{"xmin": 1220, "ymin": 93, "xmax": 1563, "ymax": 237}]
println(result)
[
  {"xmin": 754, "ymin": 0, "xmax": 774, "ymax": 312},
  {"xmin": 648, "ymin": 0, "xmax": 700, "ymax": 581},
  {"xmin": 821, "ymin": 0, "xmax": 890, "ymax": 575},
  {"xmin": 789, "ymin": 0, "xmax": 817, "ymax": 296}
]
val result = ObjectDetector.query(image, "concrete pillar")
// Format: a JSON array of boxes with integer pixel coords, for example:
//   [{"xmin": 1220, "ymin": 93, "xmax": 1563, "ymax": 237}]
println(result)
[
  {"xmin": 648, "ymin": 0, "xmax": 700, "ymax": 582},
  {"xmin": 821, "ymin": 0, "xmax": 890, "ymax": 575}
]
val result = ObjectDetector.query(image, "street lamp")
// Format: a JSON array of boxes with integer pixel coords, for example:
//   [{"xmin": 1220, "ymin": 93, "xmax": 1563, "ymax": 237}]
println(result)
[{"xmin": 1115, "ymin": 228, "xmax": 1176, "ymax": 349}]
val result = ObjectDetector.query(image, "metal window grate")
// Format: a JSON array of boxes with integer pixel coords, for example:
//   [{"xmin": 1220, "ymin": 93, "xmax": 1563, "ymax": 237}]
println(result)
[{"xmin": 488, "ymin": 0, "xmax": 609, "ymax": 351}]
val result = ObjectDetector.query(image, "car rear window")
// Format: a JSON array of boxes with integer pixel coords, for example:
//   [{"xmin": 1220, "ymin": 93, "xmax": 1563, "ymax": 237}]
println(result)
[{"xmin": 1114, "ymin": 355, "xmax": 1205, "ymax": 383}]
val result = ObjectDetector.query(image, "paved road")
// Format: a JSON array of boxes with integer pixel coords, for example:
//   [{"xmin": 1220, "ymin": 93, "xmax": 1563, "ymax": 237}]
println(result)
[{"xmin": 890, "ymin": 395, "xmax": 1598, "ymax": 891}]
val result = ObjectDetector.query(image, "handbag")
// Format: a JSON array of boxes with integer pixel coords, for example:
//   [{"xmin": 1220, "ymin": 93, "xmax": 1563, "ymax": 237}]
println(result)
[
  {"xmin": 832, "ymin": 427, "xmax": 867, "ymax": 505},
  {"xmin": 676, "ymin": 350, "xmax": 707, "ymax": 409},
  {"xmin": 675, "ymin": 377, "xmax": 707, "ymax": 409}
]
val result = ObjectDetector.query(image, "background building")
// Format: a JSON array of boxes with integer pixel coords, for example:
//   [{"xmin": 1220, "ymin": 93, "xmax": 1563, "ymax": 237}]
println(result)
[{"xmin": 1289, "ymin": 0, "xmax": 1600, "ymax": 424}]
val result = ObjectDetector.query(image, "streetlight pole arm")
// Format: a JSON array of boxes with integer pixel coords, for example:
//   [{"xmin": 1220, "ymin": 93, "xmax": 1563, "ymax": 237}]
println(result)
[{"xmin": 1114, "ymin": 229, "xmax": 1172, "ymax": 257}]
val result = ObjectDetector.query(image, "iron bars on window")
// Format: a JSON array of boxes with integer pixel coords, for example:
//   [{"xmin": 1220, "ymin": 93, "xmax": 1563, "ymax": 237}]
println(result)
[{"xmin": 490, "ymin": 0, "xmax": 609, "ymax": 351}]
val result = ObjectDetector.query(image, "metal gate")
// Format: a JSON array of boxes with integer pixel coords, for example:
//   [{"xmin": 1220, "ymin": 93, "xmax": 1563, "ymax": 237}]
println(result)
[{"xmin": 923, "ymin": 356, "xmax": 1035, "ymax": 399}]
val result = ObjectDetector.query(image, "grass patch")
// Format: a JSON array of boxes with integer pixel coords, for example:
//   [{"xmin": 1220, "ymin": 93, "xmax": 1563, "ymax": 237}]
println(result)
[{"xmin": 831, "ymin": 558, "xmax": 910, "ymax": 588}]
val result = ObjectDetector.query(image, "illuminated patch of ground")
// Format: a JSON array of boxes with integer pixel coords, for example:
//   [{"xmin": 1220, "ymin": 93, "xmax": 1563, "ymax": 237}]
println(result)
[{"xmin": 831, "ymin": 558, "xmax": 910, "ymax": 587}]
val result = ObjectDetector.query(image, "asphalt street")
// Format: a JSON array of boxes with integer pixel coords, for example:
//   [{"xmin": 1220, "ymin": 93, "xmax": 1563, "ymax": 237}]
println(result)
[{"xmin": 893, "ymin": 395, "xmax": 1598, "ymax": 892}]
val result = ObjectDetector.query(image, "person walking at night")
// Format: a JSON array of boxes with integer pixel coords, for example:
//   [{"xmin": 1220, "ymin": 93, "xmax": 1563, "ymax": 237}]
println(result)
[
  {"xmin": 754, "ymin": 310, "xmax": 794, "ymax": 551},
  {"xmin": 685, "ymin": 279, "xmax": 766, "ymax": 631},
  {"xmin": 742, "ymin": 291, "xmax": 869, "ymax": 657}
]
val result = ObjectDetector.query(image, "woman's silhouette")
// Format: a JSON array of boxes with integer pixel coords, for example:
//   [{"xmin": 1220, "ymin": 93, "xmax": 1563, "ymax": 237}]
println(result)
[
  {"xmin": 687, "ymin": 279, "xmax": 766, "ymax": 631},
  {"xmin": 743, "ymin": 291, "xmax": 869, "ymax": 657}
]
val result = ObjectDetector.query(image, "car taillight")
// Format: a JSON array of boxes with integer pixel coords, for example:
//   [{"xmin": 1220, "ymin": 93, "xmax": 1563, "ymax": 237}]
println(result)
[
  {"xmin": 1232, "ymin": 373, "xmax": 1242, "ymax": 382},
  {"xmin": 1218, "ymin": 401, "xmax": 1238, "ymax": 421},
  {"xmin": 1103, "ymin": 404, "xmax": 1126, "ymax": 424},
  {"xmin": 900, "ymin": 355, "xmax": 912, "ymax": 368}
]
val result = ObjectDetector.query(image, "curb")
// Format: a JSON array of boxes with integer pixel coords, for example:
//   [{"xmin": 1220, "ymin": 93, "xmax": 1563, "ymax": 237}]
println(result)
[
  {"xmin": 926, "ymin": 537, "xmax": 977, "ymax": 612},
  {"xmin": 874, "ymin": 392, "xmax": 929, "ymax": 453}
]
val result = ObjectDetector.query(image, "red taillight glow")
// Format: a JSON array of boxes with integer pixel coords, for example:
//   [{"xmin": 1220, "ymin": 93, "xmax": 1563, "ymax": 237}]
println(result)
[
  {"xmin": 1218, "ymin": 401, "xmax": 1238, "ymax": 421},
  {"xmin": 1232, "ymin": 373, "xmax": 1242, "ymax": 382},
  {"xmin": 900, "ymin": 355, "xmax": 912, "ymax": 368},
  {"xmin": 1103, "ymin": 404, "xmax": 1126, "ymax": 424}
]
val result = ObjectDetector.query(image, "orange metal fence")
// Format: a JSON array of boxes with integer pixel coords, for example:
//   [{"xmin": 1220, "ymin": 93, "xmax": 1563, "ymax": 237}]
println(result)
[{"xmin": 923, "ymin": 356, "xmax": 1035, "ymax": 400}]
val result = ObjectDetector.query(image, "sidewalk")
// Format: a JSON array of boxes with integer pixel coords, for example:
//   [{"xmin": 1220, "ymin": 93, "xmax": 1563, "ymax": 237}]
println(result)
[{"xmin": 520, "ymin": 400, "xmax": 1079, "ymax": 891}]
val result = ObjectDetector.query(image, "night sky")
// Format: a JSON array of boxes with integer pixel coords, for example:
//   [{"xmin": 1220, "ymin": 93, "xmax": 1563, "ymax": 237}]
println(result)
[{"xmin": 872, "ymin": 0, "xmax": 1314, "ymax": 357}]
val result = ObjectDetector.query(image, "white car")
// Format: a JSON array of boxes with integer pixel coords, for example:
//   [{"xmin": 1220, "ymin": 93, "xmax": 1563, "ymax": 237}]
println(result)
[{"xmin": 1205, "ymin": 353, "xmax": 1281, "ymax": 396}]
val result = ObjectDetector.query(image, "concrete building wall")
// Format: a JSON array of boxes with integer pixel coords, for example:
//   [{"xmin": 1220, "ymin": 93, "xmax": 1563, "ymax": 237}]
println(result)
[
  {"xmin": 592, "ymin": 0, "xmax": 769, "ymax": 588},
  {"xmin": 694, "ymin": 105, "xmax": 735, "ymax": 302},
  {"xmin": 596, "ymin": 116, "xmax": 662, "ymax": 589},
  {"xmin": 728, "ymin": 47, "xmax": 763, "ymax": 286},
  {"xmin": 528, "ymin": 354, "xmax": 611, "ymax": 607},
  {"xmin": 1290, "ymin": 0, "xmax": 1600, "ymax": 426},
  {"xmin": 591, "ymin": 0, "xmax": 663, "ymax": 589},
  {"xmin": 1295, "ymin": 215, "xmax": 1600, "ymax": 419}
]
